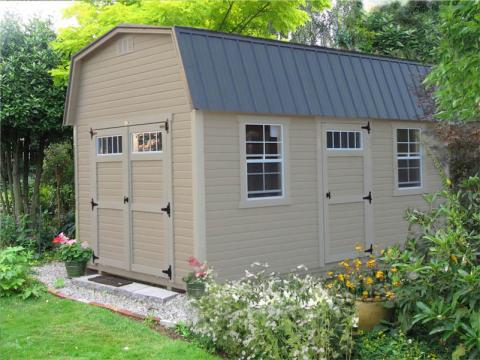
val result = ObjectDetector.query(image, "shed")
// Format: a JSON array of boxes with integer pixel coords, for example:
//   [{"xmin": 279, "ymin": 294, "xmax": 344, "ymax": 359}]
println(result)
[{"xmin": 64, "ymin": 24, "xmax": 442, "ymax": 288}]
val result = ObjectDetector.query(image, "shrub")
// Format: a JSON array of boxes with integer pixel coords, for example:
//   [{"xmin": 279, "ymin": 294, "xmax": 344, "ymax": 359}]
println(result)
[
  {"xmin": 0, "ymin": 213, "xmax": 34, "ymax": 249},
  {"xmin": 191, "ymin": 265, "xmax": 356, "ymax": 359},
  {"xmin": 353, "ymin": 330, "xmax": 448, "ymax": 360},
  {"xmin": 53, "ymin": 232, "xmax": 93, "ymax": 262},
  {"xmin": 0, "ymin": 246, "xmax": 44, "ymax": 299},
  {"xmin": 382, "ymin": 176, "xmax": 480, "ymax": 357}
]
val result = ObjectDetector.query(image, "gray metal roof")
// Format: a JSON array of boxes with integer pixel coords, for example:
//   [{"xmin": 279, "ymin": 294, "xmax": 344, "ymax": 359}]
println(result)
[{"xmin": 174, "ymin": 26, "xmax": 430, "ymax": 121}]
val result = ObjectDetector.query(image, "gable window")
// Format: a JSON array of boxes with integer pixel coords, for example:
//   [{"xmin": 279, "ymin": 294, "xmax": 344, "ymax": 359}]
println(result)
[
  {"xmin": 245, "ymin": 124, "xmax": 283, "ymax": 199},
  {"xmin": 396, "ymin": 128, "xmax": 421, "ymax": 188},
  {"xmin": 132, "ymin": 131, "xmax": 162, "ymax": 153},
  {"xmin": 327, "ymin": 130, "xmax": 362, "ymax": 149},
  {"xmin": 96, "ymin": 135, "xmax": 122, "ymax": 155}
]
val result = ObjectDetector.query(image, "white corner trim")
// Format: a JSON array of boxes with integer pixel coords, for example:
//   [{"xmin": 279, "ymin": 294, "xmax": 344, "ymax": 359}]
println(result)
[
  {"xmin": 73, "ymin": 125, "xmax": 80, "ymax": 240},
  {"xmin": 191, "ymin": 110, "xmax": 206, "ymax": 261}
]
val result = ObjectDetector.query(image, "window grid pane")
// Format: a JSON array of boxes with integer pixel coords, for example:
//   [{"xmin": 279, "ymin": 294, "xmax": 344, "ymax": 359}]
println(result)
[
  {"xmin": 326, "ymin": 131, "xmax": 362, "ymax": 150},
  {"xmin": 96, "ymin": 135, "xmax": 123, "ymax": 155},
  {"xmin": 132, "ymin": 131, "xmax": 162, "ymax": 153},
  {"xmin": 246, "ymin": 124, "xmax": 283, "ymax": 199},
  {"xmin": 396, "ymin": 129, "xmax": 421, "ymax": 188}
]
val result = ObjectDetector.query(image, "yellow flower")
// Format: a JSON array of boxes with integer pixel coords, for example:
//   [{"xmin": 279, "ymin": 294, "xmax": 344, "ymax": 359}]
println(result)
[
  {"xmin": 355, "ymin": 244, "xmax": 364, "ymax": 252},
  {"xmin": 346, "ymin": 280, "xmax": 354, "ymax": 289},
  {"xmin": 375, "ymin": 271, "xmax": 384, "ymax": 280},
  {"xmin": 326, "ymin": 283, "xmax": 334, "ymax": 289},
  {"xmin": 337, "ymin": 274, "xmax": 345, "ymax": 282},
  {"xmin": 390, "ymin": 267, "xmax": 398, "ymax": 273},
  {"xmin": 362, "ymin": 290, "xmax": 369, "ymax": 298},
  {"xmin": 327, "ymin": 271, "xmax": 334, "ymax": 277},
  {"xmin": 450, "ymin": 255, "xmax": 458, "ymax": 264},
  {"xmin": 365, "ymin": 277, "xmax": 374, "ymax": 285},
  {"xmin": 366, "ymin": 259, "xmax": 376, "ymax": 268},
  {"xmin": 393, "ymin": 280, "xmax": 401, "ymax": 287},
  {"xmin": 386, "ymin": 291, "xmax": 395, "ymax": 300},
  {"xmin": 353, "ymin": 258, "xmax": 362, "ymax": 269}
]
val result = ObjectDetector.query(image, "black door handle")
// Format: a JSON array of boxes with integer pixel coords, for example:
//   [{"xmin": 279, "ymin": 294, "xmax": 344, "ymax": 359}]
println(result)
[
  {"xmin": 326, "ymin": 191, "xmax": 331, "ymax": 199},
  {"xmin": 123, "ymin": 196, "xmax": 129, "ymax": 204}
]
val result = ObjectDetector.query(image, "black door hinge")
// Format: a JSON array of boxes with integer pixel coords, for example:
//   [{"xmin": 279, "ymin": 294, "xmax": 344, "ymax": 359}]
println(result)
[
  {"xmin": 162, "ymin": 265, "xmax": 172, "ymax": 280},
  {"xmin": 123, "ymin": 195, "xmax": 129, "ymax": 204},
  {"xmin": 326, "ymin": 191, "xmax": 331, "ymax": 199},
  {"xmin": 90, "ymin": 128, "xmax": 97, "ymax": 139},
  {"xmin": 161, "ymin": 202, "xmax": 171, "ymax": 217},
  {"xmin": 364, "ymin": 244, "xmax": 373, "ymax": 254},
  {"xmin": 164, "ymin": 120, "xmax": 169, "ymax": 133},
  {"xmin": 361, "ymin": 121, "xmax": 371, "ymax": 134},
  {"xmin": 92, "ymin": 252, "xmax": 99, "ymax": 263},
  {"xmin": 363, "ymin": 191, "xmax": 372, "ymax": 203},
  {"xmin": 91, "ymin": 198, "xmax": 98, "ymax": 210}
]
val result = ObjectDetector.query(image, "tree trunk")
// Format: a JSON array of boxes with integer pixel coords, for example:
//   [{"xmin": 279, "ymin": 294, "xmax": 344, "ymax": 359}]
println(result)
[
  {"xmin": 55, "ymin": 168, "xmax": 61, "ymax": 228},
  {"xmin": 0, "ymin": 150, "xmax": 11, "ymax": 213},
  {"xmin": 22, "ymin": 137, "xmax": 30, "ymax": 213},
  {"xmin": 29, "ymin": 148, "xmax": 44, "ymax": 229},
  {"xmin": 5, "ymin": 148, "xmax": 15, "ymax": 219},
  {"xmin": 11, "ymin": 141, "xmax": 23, "ymax": 220}
]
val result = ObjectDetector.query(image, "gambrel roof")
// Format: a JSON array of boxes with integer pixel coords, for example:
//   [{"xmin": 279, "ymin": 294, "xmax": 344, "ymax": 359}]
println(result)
[{"xmin": 64, "ymin": 25, "xmax": 431, "ymax": 125}]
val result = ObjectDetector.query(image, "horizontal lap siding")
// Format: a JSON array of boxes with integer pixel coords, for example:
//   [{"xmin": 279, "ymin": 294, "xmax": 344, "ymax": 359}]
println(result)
[
  {"xmin": 74, "ymin": 33, "xmax": 193, "ymax": 285},
  {"xmin": 371, "ymin": 120, "xmax": 442, "ymax": 249},
  {"xmin": 204, "ymin": 113, "xmax": 319, "ymax": 280}
]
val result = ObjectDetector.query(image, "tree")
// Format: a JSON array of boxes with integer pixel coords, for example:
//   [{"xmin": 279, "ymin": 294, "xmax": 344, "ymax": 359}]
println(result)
[
  {"xmin": 426, "ymin": 1, "xmax": 480, "ymax": 122},
  {"xmin": 0, "ymin": 16, "xmax": 68, "ymax": 227},
  {"xmin": 52, "ymin": 0, "xmax": 330, "ymax": 85}
]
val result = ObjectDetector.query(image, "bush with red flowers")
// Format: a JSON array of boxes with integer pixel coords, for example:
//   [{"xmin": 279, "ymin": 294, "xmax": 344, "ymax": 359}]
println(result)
[
  {"xmin": 183, "ymin": 256, "xmax": 213, "ymax": 284},
  {"xmin": 52, "ymin": 233, "xmax": 93, "ymax": 262}
]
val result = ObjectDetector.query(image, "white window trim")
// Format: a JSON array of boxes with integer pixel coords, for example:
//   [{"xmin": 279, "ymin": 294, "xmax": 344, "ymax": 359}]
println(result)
[
  {"xmin": 392, "ymin": 126, "xmax": 425, "ymax": 196},
  {"xmin": 326, "ymin": 130, "xmax": 363, "ymax": 151},
  {"xmin": 239, "ymin": 117, "xmax": 290, "ymax": 208},
  {"xmin": 131, "ymin": 131, "xmax": 163, "ymax": 154},
  {"xmin": 96, "ymin": 135, "xmax": 123, "ymax": 156}
]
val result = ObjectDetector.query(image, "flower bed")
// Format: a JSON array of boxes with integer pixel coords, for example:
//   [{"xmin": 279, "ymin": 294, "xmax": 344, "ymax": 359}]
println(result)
[{"xmin": 190, "ymin": 265, "xmax": 356, "ymax": 359}]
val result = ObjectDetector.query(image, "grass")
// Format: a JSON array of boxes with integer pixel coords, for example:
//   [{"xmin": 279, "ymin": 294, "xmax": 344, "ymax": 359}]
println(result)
[{"xmin": 0, "ymin": 293, "xmax": 218, "ymax": 360}]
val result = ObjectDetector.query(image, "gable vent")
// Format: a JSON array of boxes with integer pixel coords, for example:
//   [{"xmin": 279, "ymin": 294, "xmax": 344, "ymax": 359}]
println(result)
[{"xmin": 117, "ymin": 36, "xmax": 134, "ymax": 55}]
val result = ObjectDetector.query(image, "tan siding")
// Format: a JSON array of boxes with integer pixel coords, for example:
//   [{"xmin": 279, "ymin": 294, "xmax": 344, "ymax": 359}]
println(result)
[
  {"xmin": 74, "ymin": 32, "xmax": 193, "ymax": 286},
  {"xmin": 203, "ymin": 113, "xmax": 319, "ymax": 280},
  {"xmin": 371, "ymin": 119, "xmax": 442, "ymax": 249}
]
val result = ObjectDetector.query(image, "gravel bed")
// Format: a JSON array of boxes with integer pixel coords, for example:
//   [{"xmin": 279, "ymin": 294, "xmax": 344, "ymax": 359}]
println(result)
[{"xmin": 33, "ymin": 262, "xmax": 197, "ymax": 325}]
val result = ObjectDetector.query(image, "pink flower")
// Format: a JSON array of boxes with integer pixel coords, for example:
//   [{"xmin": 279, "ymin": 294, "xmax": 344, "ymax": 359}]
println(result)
[
  {"xmin": 188, "ymin": 256, "xmax": 201, "ymax": 267},
  {"xmin": 195, "ymin": 271, "xmax": 206, "ymax": 278},
  {"xmin": 66, "ymin": 239, "xmax": 77, "ymax": 245},
  {"xmin": 81, "ymin": 241, "xmax": 90, "ymax": 249}
]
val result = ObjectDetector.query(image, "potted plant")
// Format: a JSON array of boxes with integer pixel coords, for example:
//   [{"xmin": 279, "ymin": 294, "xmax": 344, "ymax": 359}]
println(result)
[
  {"xmin": 325, "ymin": 245, "xmax": 396, "ymax": 330},
  {"xmin": 53, "ymin": 233, "xmax": 93, "ymax": 278},
  {"xmin": 183, "ymin": 256, "xmax": 212, "ymax": 298}
]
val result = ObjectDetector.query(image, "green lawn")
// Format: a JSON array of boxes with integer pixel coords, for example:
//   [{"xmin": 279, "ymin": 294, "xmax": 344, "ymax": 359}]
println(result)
[{"xmin": 0, "ymin": 294, "xmax": 218, "ymax": 360}]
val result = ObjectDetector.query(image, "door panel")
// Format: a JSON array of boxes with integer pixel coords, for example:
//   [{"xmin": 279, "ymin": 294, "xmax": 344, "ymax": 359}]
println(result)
[
  {"xmin": 129, "ymin": 124, "xmax": 170, "ymax": 277},
  {"xmin": 322, "ymin": 124, "xmax": 372, "ymax": 263}
]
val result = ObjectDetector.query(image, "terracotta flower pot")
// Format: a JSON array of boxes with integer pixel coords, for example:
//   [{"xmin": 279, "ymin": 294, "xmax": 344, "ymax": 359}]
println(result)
[
  {"xmin": 65, "ymin": 261, "xmax": 87, "ymax": 278},
  {"xmin": 355, "ymin": 300, "xmax": 393, "ymax": 331},
  {"xmin": 186, "ymin": 282, "xmax": 206, "ymax": 299}
]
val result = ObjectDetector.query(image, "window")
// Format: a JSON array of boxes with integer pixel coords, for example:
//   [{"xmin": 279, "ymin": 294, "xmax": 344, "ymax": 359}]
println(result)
[
  {"xmin": 132, "ymin": 131, "xmax": 162, "ymax": 153},
  {"xmin": 396, "ymin": 128, "xmax": 421, "ymax": 188},
  {"xmin": 327, "ymin": 130, "xmax": 362, "ymax": 149},
  {"xmin": 96, "ymin": 135, "xmax": 122, "ymax": 155},
  {"xmin": 245, "ymin": 124, "xmax": 283, "ymax": 199}
]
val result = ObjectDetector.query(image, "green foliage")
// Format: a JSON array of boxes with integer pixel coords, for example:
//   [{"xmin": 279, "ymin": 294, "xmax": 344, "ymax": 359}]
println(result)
[
  {"xmin": 0, "ymin": 246, "xmax": 44, "ymax": 299},
  {"xmin": 53, "ymin": 278, "xmax": 65, "ymax": 289},
  {"xmin": 353, "ymin": 330, "xmax": 448, "ymax": 360},
  {"xmin": 425, "ymin": 1, "xmax": 480, "ymax": 122},
  {"xmin": 0, "ymin": 213, "xmax": 34, "ymax": 249},
  {"xmin": 176, "ymin": 321, "xmax": 217, "ymax": 355},
  {"xmin": 382, "ymin": 176, "xmax": 480, "ymax": 357},
  {"xmin": 191, "ymin": 266, "xmax": 356, "ymax": 359},
  {"xmin": 52, "ymin": 0, "xmax": 330, "ymax": 85},
  {"xmin": 56, "ymin": 241, "xmax": 93, "ymax": 263}
]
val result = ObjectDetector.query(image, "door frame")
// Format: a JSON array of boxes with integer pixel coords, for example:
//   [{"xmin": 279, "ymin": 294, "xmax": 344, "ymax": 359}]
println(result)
[
  {"xmin": 90, "ymin": 117, "xmax": 174, "ymax": 280},
  {"xmin": 318, "ymin": 120, "xmax": 374, "ymax": 264}
]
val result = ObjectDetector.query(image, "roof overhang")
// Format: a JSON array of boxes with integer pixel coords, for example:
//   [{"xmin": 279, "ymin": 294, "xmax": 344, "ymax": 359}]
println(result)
[{"xmin": 63, "ymin": 24, "xmax": 172, "ymax": 126}]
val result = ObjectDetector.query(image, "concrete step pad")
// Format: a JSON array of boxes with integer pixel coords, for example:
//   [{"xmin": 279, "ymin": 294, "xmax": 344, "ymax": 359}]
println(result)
[{"xmin": 71, "ymin": 275, "xmax": 178, "ymax": 303}]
